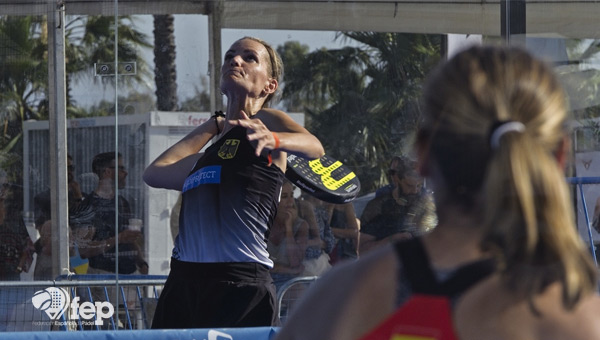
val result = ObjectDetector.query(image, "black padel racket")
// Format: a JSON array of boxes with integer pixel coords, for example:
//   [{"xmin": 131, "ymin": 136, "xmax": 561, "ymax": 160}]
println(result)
[{"xmin": 285, "ymin": 154, "xmax": 360, "ymax": 204}]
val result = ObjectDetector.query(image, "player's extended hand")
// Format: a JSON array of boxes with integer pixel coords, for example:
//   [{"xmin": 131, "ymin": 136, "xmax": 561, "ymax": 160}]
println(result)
[{"xmin": 229, "ymin": 110, "xmax": 278, "ymax": 157}]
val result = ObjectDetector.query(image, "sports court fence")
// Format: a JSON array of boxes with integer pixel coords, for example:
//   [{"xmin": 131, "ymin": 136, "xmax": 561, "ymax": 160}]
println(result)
[
  {"xmin": 276, "ymin": 276, "xmax": 319, "ymax": 324},
  {"xmin": 0, "ymin": 274, "xmax": 318, "ymax": 332},
  {"xmin": 0, "ymin": 275, "xmax": 166, "ymax": 332},
  {"xmin": 567, "ymin": 176, "xmax": 600, "ymax": 265}
]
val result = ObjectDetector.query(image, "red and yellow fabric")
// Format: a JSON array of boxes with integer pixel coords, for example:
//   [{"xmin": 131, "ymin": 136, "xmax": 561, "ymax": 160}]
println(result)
[{"xmin": 359, "ymin": 294, "xmax": 458, "ymax": 340}]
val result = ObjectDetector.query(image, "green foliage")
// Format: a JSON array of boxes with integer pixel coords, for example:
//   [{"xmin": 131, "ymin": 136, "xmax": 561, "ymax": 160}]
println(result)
[
  {"xmin": 62, "ymin": 15, "xmax": 152, "ymax": 112},
  {"xmin": 180, "ymin": 89, "xmax": 211, "ymax": 112},
  {"xmin": 85, "ymin": 91, "xmax": 155, "ymax": 117},
  {"xmin": 278, "ymin": 32, "xmax": 442, "ymax": 194},
  {"xmin": 0, "ymin": 14, "xmax": 151, "ymax": 156},
  {"xmin": 0, "ymin": 16, "xmax": 46, "ymax": 158},
  {"xmin": 562, "ymin": 39, "xmax": 600, "ymax": 151},
  {"xmin": 0, "ymin": 14, "xmax": 153, "ymax": 207}
]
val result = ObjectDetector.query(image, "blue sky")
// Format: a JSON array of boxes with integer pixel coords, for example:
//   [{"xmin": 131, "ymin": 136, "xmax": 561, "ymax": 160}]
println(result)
[{"xmin": 71, "ymin": 14, "xmax": 354, "ymax": 109}]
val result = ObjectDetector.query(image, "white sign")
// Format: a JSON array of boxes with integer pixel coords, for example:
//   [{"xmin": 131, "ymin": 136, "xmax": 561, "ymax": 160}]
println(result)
[{"xmin": 32, "ymin": 287, "xmax": 115, "ymax": 326}]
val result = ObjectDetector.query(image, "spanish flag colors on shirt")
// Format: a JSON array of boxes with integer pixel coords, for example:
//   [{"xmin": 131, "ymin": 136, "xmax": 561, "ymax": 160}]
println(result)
[{"xmin": 359, "ymin": 295, "xmax": 458, "ymax": 340}]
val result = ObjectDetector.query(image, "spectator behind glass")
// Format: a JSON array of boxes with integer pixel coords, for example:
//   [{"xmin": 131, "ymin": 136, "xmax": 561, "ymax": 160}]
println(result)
[
  {"xmin": 70, "ymin": 151, "xmax": 147, "ymax": 276},
  {"xmin": 33, "ymin": 154, "xmax": 84, "ymax": 228},
  {"xmin": 329, "ymin": 203, "xmax": 361, "ymax": 264},
  {"xmin": 33, "ymin": 154, "xmax": 86, "ymax": 280},
  {"xmin": 69, "ymin": 152, "xmax": 147, "ymax": 328},
  {"xmin": 297, "ymin": 195, "xmax": 336, "ymax": 276},
  {"xmin": 0, "ymin": 170, "xmax": 34, "ymax": 331},
  {"xmin": 359, "ymin": 155, "xmax": 437, "ymax": 254},
  {"xmin": 0, "ymin": 170, "xmax": 34, "ymax": 281},
  {"xmin": 276, "ymin": 45, "xmax": 600, "ymax": 340},
  {"xmin": 268, "ymin": 181, "xmax": 309, "ymax": 290},
  {"xmin": 374, "ymin": 156, "xmax": 403, "ymax": 198}
]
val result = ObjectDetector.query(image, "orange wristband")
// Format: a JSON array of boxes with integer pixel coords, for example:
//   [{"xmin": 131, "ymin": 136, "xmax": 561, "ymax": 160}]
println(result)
[
  {"xmin": 268, "ymin": 132, "xmax": 280, "ymax": 166},
  {"xmin": 272, "ymin": 132, "xmax": 280, "ymax": 149}
]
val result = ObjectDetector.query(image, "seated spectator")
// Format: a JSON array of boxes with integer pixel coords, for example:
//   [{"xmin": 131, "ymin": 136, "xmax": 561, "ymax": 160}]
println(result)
[
  {"xmin": 33, "ymin": 154, "xmax": 84, "ymax": 228},
  {"xmin": 70, "ymin": 152, "xmax": 147, "ymax": 276},
  {"xmin": 374, "ymin": 156, "xmax": 403, "ymax": 198},
  {"xmin": 268, "ymin": 181, "xmax": 308, "ymax": 290},
  {"xmin": 69, "ymin": 152, "xmax": 146, "ymax": 328},
  {"xmin": 297, "ymin": 195, "xmax": 336, "ymax": 276},
  {"xmin": 33, "ymin": 154, "xmax": 86, "ymax": 279},
  {"xmin": 329, "ymin": 203, "xmax": 361, "ymax": 264},
  {"xmin": 359, "ymin": 156, "xmax": 436, "ymax": 254},
  {"xmin": 0, "ymin": 170, "xmax": 34, "ymax": 281},
  {"xmin": 0, "ymin": 170, "xmax": 34, "ymax": 331}
]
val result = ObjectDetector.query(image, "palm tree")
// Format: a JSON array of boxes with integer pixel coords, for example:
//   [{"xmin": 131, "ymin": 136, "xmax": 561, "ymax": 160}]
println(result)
[
  {"xmin": 0, "ymin": 16, "xmax": 46, "ymax": 152},
  {"xmin": 279, "ymin": 32, "xmax": 442, "ymax": 193},
  {"xmin": 153, "ymin": 14, "xmax": 178, "ymax": 111},
  {"xmin": 0, "ymin": 14, "xmax": 152, "ymax": 149},
  {"xmin": 30, "ymin": 15, "xmax": 153, "ymax": 118},
  {"xmin": 65, "ymin": 15, "xmax": 152, "ymax": 116}
]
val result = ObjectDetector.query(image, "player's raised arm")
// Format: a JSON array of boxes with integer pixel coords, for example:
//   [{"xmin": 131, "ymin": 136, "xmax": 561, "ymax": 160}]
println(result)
[{"xmin": 143, "ymin": 115, "xmax": 222, "ymax": 190}]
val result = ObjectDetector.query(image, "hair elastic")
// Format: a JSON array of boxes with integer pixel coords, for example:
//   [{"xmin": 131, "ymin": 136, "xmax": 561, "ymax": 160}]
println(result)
[
  {"xmin": 489, "ymin": 121, "xmax": 525, "ymax": 149},
  {"xmin": 211, "ymin": 111, "xmax": 225, "ymax": 135}
]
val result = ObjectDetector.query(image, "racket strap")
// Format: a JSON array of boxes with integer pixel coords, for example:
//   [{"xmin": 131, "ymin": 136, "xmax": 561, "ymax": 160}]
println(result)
[{"xmin": 211, "ymin": 111, "xmax": 225, "ymax": 134}]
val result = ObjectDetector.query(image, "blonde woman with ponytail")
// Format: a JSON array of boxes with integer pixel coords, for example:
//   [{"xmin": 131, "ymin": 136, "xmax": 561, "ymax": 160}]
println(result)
[{"xmin": 275, "ymin": 45, "xmax": 600, "ymax": 340}]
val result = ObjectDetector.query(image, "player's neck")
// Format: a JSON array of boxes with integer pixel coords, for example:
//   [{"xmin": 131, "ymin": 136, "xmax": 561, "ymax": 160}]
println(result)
[
  {"xmin": 422, "ymin": 211, "xmax": 487, "ymax": 269},
  {"xmin": 225, "ymin": 96, "xmax": 263, "ymax": 118}
]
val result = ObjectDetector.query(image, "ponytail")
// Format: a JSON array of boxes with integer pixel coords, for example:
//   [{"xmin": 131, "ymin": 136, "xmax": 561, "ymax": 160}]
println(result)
[
  {"xmin": 483, "ymin": 127, "xmax": 596, "ymax": 309},
  {"xmin": 422, "ymin": 45, "xmax": 598, "ymax": 311}
]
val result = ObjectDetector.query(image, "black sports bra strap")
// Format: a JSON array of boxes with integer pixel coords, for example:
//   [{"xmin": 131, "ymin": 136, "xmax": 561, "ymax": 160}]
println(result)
[
  {"xmin": 394, "ymin": 238, "xmax": 495, "ymax": 299},
  {"xmin": 394, "ymin": 238, "xmax": 439, "ymax": 294}
]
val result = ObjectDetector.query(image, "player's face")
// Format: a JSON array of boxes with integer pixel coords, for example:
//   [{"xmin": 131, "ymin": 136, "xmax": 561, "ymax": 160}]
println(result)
[{"xmin": 220, "ymin": 38, "xmax": 275, "ymax": 100}]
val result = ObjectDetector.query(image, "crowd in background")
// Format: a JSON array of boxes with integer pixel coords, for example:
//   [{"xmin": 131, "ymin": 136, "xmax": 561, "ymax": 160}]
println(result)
[{"xmin": 267, "ymin": 155, "xmax": 437, "ymax": 289}]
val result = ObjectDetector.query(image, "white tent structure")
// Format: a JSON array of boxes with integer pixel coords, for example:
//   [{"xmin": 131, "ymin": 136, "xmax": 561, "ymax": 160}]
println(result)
[{"xmin": 3, "ymin": 1, "xmax": 599, "ymax": 38}]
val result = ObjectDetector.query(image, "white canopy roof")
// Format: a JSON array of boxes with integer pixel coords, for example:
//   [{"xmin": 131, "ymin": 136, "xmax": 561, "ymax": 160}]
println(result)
[{"xmin": 2, "ymin": 1, "xmax": 600, "ymax": 39}]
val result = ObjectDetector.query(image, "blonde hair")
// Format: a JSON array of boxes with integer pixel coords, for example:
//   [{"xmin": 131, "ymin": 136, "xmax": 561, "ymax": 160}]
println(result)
[
  {"xmin": 419, "ymin": 45, "xmax": 596, "ymax": 309},
  {"xmin": 239, "ymin": 36, "xmax": 284, "ymax": 107}
]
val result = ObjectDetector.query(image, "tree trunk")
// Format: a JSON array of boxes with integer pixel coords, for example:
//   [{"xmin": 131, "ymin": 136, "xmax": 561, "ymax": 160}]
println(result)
[{"xmin": 153, "ymin": 14, "xmax": 178, "ymax": 111}]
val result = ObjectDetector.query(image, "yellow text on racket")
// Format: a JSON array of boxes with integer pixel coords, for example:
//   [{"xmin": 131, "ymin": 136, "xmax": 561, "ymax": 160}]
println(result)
[{"xmin": 308, "ymin": 158, "xmax": 356, "ymax": 190}]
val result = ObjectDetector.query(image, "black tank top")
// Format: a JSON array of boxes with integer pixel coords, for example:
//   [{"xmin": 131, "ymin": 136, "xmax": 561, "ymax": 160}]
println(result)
[{"xmin": 174, "ymin": 126, "xmax": 285, "ymax": 266}]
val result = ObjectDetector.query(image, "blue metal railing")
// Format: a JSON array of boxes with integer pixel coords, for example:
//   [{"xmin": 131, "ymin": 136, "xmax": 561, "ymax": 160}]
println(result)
[{"xmin": 567, "ymin": 177, "xmax": 600, "ymax": 266}]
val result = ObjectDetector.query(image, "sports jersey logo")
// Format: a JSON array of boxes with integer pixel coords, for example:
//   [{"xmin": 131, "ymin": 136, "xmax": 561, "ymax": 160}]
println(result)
[
  {"xmin": 218, "ymin": 139, "xmax": 240, "ymax": 159},
  {"xmin": 182, "ymin": 165, "xmax": 222, "ymax": 192}
]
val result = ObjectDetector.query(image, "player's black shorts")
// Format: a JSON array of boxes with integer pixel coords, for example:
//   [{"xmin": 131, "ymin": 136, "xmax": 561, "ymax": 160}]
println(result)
[{"xmin": 151, "ymin": 258, "xmax": 278, "ymax": 329}]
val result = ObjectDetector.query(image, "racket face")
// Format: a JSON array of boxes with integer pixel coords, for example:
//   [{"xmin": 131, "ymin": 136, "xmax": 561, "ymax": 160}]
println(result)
[{"xmin": 285, "ymin": 154, "xmax": 360, "ymax": 204}]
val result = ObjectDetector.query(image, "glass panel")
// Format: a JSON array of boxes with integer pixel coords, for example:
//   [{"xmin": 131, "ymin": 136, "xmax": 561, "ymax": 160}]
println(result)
[
  {"xmin": 0, "ymin": 3, "xmax": 51, "ymax": 331},
  {"xmin": 1, "ymin": 0, "xmax": 599, "ymax": 332},
  {"xmin": 541, "ymin": 38, "xmax": 600, "ymax": 257}
]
